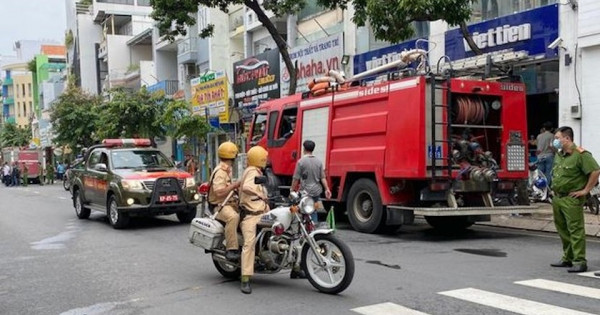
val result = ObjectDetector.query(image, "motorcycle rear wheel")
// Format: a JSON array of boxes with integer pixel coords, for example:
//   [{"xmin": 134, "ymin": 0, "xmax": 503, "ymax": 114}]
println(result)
[
  {"xmin": 301, "ymin": 234, "xmax": 354, "ymax": 294},
  {"xmin": 212, "ymin": 254, "xmax": 240, "ymax": 279}
]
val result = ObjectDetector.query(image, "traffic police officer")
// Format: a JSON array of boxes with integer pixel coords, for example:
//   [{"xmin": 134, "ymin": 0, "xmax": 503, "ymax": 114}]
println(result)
[
  {"xmin": 239, "ymin": 145, "xmax": 269, "ymax": 294},
  {"xmin": 208, "ymin": 142, "xmax": 241, "ymax": 261},
  {"xmin": 550, "ymin": 126, "xmax": 600, "ymax": 273}
]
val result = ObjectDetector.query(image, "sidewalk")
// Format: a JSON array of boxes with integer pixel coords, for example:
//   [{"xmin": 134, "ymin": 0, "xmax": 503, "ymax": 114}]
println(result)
[{"xmin": 478, "ymin": 203, "xmax": 600, "ymax": 238}]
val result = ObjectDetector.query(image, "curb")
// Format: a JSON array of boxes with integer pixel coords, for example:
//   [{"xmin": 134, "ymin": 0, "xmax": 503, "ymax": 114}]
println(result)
[{"xmin": 477, "ymin": 203, "xmax": 600, "ymax": 237}]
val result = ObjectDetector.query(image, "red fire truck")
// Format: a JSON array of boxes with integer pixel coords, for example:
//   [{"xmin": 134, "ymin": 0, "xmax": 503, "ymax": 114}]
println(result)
[
  {"xmin": 2, "ymin": 147, "xmax": 43, "ymax": 184},
  {"xmin": 247, "ymin": 72, "xmax": 538, "ymax": 234}
]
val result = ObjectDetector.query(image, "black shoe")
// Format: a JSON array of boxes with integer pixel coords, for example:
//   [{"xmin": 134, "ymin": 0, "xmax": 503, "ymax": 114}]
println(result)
[
  {"xmin": 290, "ymin": 269, "xmax": 306, "ymax": 279},
  {"xmin": 225, "ymin": 250, "xmax": 240, "ymax": 261},
  {"xmin": 550, "ymin": 260, "xmax": 573, "ymax": 267},
  {"xmin": 240, "ymin": 280, "xmax": 252, "ymax": 294},
  {"xmin": 567, "ymin": 264, "xmax": 587, "ymax": 273},
  {"xmin": 594, "ymin": 272, "xmax": 600, "ymax": 277}
]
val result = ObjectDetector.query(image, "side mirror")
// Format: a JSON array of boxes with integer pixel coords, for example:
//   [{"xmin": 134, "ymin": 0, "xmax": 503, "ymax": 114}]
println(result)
[
  {"xmin": 94, "ymin": 163, "xmax": 108, "ymax": 172},
  {"xmin": 254, "ymin": 175, "xmax": 267, "ymax": 185}
]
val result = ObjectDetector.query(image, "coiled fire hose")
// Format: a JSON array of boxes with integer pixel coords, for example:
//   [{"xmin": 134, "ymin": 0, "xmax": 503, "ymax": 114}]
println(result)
[
  {"xmin": 308, "ymin": 70, "xmax": 349, "ymax": 96},
  {"xmin": 455, "ymin": 96, "xmax": 486, "ymax": 124}
]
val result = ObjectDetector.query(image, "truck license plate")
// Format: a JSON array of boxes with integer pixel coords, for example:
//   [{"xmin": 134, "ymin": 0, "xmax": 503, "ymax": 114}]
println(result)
[{"xmin": 159, "ymin": 195, "xmax": 179, "ymax": 202}]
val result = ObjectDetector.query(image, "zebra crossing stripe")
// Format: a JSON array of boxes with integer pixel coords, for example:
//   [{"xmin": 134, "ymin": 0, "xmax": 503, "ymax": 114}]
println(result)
[
  {"xmin": 438, "ymin": 288, "xmax": 595, "ymax": 315},
  {"xmin": 351, "ymin": 302, "xmax": 430, "ymax": 315},
  {"xmin": 515, "ymin": 279, "xmax": 600, "ymax": 300}
]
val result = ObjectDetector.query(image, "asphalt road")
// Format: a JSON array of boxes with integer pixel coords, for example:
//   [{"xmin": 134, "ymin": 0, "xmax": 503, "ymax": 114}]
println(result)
[{"xmin": 1, "ymin": 183, "xmax": 600, "ymax": 315}]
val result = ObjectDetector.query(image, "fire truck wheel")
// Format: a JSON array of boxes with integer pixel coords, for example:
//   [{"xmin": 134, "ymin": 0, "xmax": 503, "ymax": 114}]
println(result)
[
  {"xmin": 347, "ymin": 179, "xmax": 385, "ymax": 233},
  {"xmin": 424, "ymin": 216, "xmax": 473, "ymax": 232}
]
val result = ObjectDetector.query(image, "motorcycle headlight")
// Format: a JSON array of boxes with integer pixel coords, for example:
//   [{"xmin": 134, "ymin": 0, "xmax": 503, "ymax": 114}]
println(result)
[
  {"xmin": 185, "ymin": 177, "xmax": 196, "ymax": 187},
  {"xmin": 299, "ymin": 197, "xmax": 315, "ymax": 215},
  {"xmin": 121, "ymin": 180, "xmax": 143, "ymax": 190}
]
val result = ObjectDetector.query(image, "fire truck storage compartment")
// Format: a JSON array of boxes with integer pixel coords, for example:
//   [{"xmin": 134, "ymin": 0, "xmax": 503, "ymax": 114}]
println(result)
[{"xmin": 450, "ymin": 93, "xmax": 503, "ymax": 169}]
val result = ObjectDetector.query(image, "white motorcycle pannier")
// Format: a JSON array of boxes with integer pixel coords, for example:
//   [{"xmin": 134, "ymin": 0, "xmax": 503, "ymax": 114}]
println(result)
[{"xmin": 189, "ymin": 218, "xmax": 224, "ymax": 250}]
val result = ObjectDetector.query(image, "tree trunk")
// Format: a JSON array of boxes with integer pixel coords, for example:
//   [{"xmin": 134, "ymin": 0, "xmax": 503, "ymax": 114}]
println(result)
[
  {"xmin": 245, "ymin": 0, "xmax": 297, "ymax": 95},
  {"xmin": 459, "ymin": 21, "xmax": 482, "ymax": 55}
]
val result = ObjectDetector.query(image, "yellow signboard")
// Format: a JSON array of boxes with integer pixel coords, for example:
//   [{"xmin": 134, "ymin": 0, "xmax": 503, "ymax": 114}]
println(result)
[{"xmin": 191, "ymin": 75, "xmax": 229, "ymax": 123}]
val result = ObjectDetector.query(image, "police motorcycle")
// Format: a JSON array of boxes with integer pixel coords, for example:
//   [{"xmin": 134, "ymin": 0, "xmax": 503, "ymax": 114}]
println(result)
[
  {"xmin": 189, "ymin": 176, "xmax": 354, "ymax": 294},
  {"xmin": 528, "ymin": 162, "xmax": 551, "ymax": 203}
]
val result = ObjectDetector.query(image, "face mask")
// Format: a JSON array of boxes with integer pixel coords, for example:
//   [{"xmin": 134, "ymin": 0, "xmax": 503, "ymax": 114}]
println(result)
[{"xmin": 552, "ymin": 138, "xmax": 562, "ymax": 150}]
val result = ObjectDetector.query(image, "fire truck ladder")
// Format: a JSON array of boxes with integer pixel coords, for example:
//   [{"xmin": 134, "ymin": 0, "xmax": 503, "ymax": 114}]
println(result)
[{"xmin": 429, "ymin": 73, "xmax": 453, "ymax": 182}]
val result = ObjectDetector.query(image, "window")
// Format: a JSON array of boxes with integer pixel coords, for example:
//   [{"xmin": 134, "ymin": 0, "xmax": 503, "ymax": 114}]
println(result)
[
  {"xmin": 29, "ymin": 102, "xmax": 32, "ymax": 115},
  {"xmin": 251, "ymin": 113, "xmax": 268, "ymax": 143},
  {"xmin": 22, "ymin": 84, "xmax": 25, "ymax": 97},
  {"xmin": 28, "ymin": 83, "xmax": 31, "ymax": 97},
  {"xmin": 469, "ymin": 0, "xmax": 557, "ymax": 24},
  {"xmin": 111, "ymin": 150, "xmax": 173, "ymax": 170},
  {"xmin": 277, "ymin": 107, "xmax": 298, "ymax": 139},
  {"xmin": 88, "ymin": 151, "xmax": 102, "ymax": 169},
  {"xmin": 23, "ymin": 103, "xmax": 27, "ymax": 117},
  {"xmin": 17, "ymin": 102, "xmax": 20, "ymax": 117},
  {"xmin": 298, "ymin": 0, "xmax": 326, "ymax": 20}
]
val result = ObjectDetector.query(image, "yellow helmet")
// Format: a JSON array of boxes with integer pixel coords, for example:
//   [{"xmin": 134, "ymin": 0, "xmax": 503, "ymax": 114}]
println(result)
[
  {"xmin": 218, "ymin": 141, "xmax": 238, "ymax": 160},
  {"xmin": 247, "ymin": 145, "xmax": 268, "ymax": 168}
]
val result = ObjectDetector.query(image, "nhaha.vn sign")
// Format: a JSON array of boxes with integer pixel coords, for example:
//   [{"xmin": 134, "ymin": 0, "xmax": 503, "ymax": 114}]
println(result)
[
  {"xmin": 465, "ymin": 23, "xmax": 531, "ymax": 52},
  {"xmin": 280, "ymin": 33, "xmax": 343, "ymax": 95}
]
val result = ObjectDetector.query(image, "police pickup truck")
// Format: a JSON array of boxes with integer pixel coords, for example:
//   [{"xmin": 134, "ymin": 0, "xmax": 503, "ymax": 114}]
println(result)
[{"xmin": 70, "ymin": 139, "xmax": 200, "ymax": 229}]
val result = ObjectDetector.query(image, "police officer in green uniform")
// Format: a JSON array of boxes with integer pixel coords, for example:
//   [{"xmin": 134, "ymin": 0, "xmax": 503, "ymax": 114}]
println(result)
[
  {"xmin": 550, "ymin": 126, "xmax": 600, "ymax": 273},
  {"xmin": 22, "ymin": 162, "xmax": 28, "ymax": 187}
]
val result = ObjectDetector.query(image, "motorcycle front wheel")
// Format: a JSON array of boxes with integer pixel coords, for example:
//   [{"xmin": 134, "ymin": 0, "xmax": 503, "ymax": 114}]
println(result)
[
  {"xmin": 301, "ymin": 234, "xmax": 354, "ymax": 294},
  {"xmin": 212, "ymin": 254, "xmax": 240, "ymax": 279}
]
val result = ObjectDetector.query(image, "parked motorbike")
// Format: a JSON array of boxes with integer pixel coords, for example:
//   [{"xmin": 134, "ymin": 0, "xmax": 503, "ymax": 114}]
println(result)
[
  {"xmin": 585, "ymin": 184, "xmax": 600, "ymax": 215},
  {"xmin": 189, "ymin": 177, "xmax": 354, "ymax": 294},
  {"xmin": 528, "ymin": 163, "xmax": 551, "ymax": 203}
]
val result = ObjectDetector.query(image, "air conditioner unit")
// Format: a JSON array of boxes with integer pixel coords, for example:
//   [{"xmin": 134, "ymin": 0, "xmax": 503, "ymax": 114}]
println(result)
[{"xmin": 571, "ymin": 104, "xmax": 582, "ymax": 119}]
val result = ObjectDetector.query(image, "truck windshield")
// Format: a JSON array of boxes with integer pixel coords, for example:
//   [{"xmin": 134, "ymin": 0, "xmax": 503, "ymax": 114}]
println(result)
[{"xmin": 111, "ymin": 150, "xmax": 174, "ymax": 170}]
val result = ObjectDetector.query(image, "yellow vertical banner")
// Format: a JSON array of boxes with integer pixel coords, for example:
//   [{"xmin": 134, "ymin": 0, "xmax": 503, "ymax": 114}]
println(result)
[{"xmin": 190, "ymin": 73, "xmax": 230, "ymax": 123}]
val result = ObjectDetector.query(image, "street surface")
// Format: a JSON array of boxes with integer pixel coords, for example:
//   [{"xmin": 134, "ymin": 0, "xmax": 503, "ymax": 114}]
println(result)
[{"xmin": 1, "ymin": 184, "xmax": 600, "ymax": 315}]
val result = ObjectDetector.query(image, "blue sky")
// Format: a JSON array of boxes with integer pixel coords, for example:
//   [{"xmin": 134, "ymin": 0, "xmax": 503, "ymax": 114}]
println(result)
[{"xmin": 0, "ymin": 0, "xmax": 66, "ymax": 56}]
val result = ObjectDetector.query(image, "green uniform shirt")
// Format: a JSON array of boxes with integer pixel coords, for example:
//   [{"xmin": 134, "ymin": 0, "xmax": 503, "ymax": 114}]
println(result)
[{"xmin": 552, "ymin": 143, "xmax": 600, "ymax": 194}]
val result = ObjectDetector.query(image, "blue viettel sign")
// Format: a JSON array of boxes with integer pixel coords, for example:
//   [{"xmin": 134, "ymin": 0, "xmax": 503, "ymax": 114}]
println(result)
[
  {"xmin": 445, "ymin": 4, "xmax": 558, "ymax": 61},
  {"xmin": 353, "ymin": 39, "xmax": 428, "ymax": 74}
]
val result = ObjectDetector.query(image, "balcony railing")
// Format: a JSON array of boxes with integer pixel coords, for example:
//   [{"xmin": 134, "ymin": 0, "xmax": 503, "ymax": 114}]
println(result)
[
  {"xmin": 2, "ymin": 78, "xmax": 13, "ymax": 86},
  {"xmin": 96, "ymin": 0, "xmax": 134, "ymax": 5},
  {"xmin": 4, "ymin": 115, "xmax": 15, "ymax": 124},
  {"xmin": 3, "ymin": 97, "xmax": 14, "ymax": 104},
  {"xmin": 137, "ymin": 0, "xmax": 151, "ymax": 6},
  {"xmin": 229, "ymin": 9, "xmax": 244, "ymax": 32},
  {"xmin": 146, "ymin": 80, "xmax": 179, "ymax": 96}
]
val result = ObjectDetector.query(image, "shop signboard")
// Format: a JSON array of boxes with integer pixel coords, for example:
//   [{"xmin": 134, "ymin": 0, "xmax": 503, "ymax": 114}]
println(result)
[
  {"xmin": 445, "ymin": 4, "xmax": 559, "ymax": 61},
  {"xmin": 233, "ymin": 49, "xmax": 281, "ymax": 108},
  {"xmin": 190, "ymin": 70, "xmax": 229, "ymax": 123},
  {"xmin": 281, "ymin": 33, "xmax": 344, "ymax": 95}
]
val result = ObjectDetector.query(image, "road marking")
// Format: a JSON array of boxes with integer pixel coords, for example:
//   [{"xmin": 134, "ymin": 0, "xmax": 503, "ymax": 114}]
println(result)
[
  {"xmin": 351, "ymin": 302, "xmax": 430, "ymax": 315},
  {"xmin": 515, "ymin": 279, "xmax": 600, "ymax": 299},
  {"xmin": 438, "ymin": 288, "xmax": 595, "ymax": 315},
  {"xmin": 578, "ymin": 271, "xmax": 600, "ymax": 279}
]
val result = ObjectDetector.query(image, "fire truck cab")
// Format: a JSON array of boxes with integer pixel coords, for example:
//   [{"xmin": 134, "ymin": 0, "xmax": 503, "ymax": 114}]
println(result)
[{"xmin": 248, "ymin": 72, "xmax": 539, "ymax": 234}]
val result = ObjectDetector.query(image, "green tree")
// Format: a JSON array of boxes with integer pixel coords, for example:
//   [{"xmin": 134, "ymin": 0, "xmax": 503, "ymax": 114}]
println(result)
[
  {"xmin": 0, "ymin": 123, "xmax": 32, "ymax": 148},
  {"xmin": 162, "ymin": 99, "xmax": 211, "ymax": 141},
  {"xmin": 151, "ymin": 0, "xmax": 301, "ymax": 95},
  {"xmin": 151, "ymin": 1, "xmax": 481, "ymax": 86},
  {"xmin": 98, "ymin": 88, "xmax": 170, "ymax": 139},
  {"xmin": 50, "ymin": 85, "xmax": 102, "ymax": 149}
]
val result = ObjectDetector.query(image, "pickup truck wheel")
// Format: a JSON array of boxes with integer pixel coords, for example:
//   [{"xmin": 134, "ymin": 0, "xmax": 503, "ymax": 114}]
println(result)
[
  {"xmin": 347, "ymin": 179, "xmax": 384, "ymax": 234},
  {"xmin": 107, "ymin": 195, "xmax": 129, "ymax": 229},
  {"xmin": 74, "ymin": 190, "xmax": 90, "ymax": 219},
  {"xmin": 176, "ymin": 207, "xmax": 197, "ymax": 223}
]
